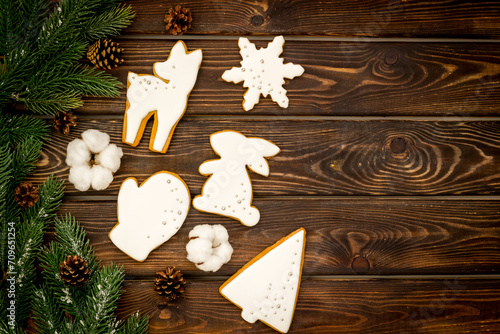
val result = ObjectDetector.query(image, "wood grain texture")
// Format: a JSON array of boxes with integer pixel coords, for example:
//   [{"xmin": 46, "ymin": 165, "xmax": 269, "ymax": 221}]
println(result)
[
  {"xmin": 122, "ymin": 0, "xmax": 500, "ymax": 38},
  {"xmin": 77, "ymin": 39, "xmax": 500, "ymax": 116},
  {"xmin": 56, "ymin": 199, "xmax": 500, "ymax": 276},
  {"xmin": 32, "ymin": 118, "xmax": 500, "ymax": 196},
  {"xmin": 116, "ymin": 278, "xmax": 500, "ymax": 333}
]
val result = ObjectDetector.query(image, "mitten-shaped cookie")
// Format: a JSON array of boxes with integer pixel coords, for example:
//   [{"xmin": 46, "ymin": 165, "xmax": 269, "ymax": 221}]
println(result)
[{"xmin": 109, "ymin": 171, "xmax": 190, "ymax": 261}]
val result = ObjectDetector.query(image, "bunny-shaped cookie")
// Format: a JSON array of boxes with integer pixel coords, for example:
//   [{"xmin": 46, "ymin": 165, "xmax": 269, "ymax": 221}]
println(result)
[{"xmin": 193, "ymin": 131, "xmax": 280, "ymax": 226}]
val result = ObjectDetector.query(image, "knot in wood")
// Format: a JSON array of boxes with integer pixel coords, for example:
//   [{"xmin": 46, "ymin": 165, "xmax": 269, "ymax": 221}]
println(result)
[
  {"xmin": 250, "ymin": 15, "xmax": 264, "ymax": 27},
  {"xmin": 384, "ymin": 51, "xmax": 399, "ymax": 65},
  {"xmin": 351, "ymin": 255, "xmax": 370, "ymax": 274},
  {"xmin": 390, "ymin": 137, "xmax": 407, "ymax": 154}
]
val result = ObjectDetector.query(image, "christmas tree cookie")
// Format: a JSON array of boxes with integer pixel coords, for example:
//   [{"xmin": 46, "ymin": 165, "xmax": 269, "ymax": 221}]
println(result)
[
  {"xmin": 220, "ymin": 228, "xmax": 306, "ymax": 333},
  {"xmin": 109, "ymin": 171, "xmax": 190, "ymax": 262},
  {"xmin": 222, "ymin": 36, "xmax": 304, "ymax": 111},
  {"xmin": 192, "ymin": 130, "xmax": 280, "ymax": 226}
]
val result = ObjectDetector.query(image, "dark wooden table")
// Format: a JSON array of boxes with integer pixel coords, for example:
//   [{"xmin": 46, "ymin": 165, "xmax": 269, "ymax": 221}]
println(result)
[{"xmin": 34, "ymin": 1, "xmax": 500, "ymax": 332}]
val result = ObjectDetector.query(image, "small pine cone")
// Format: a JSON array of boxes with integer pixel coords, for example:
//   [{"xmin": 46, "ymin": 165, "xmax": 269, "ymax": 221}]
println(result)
[
  {"xmin": 14, "ymin": 182, "xmax": 39, "ymax": 208},
  {"xmin": 53, "ymin": 111, "xmax": 77, "ymax": 135},
  {"xmin": 60, "ymin": 255, "xmax": 90, "ymax": 287},
  {"xmin": 164, "ymin": 5, "xmax": 192, "ymax": 35},
  {"xmin": 87, "ymin": 39, "xmax": 124, "ymax": 70},
  {"xmin": 154, "ymin": 266, "xmax": 186, "ymax": 301}
]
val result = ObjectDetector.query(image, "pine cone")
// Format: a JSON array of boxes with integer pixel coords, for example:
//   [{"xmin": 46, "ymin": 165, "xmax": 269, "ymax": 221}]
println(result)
[
  {"xmin": 154, "ymin": 266, "xmax": 186, "ymax": 300},
  {"xmin": 53, "ymin": 111, "xmax": 77, "ymax": 135},
  {"xmin": 60, "ymin": 255, "xmax": 90, "ymax": 287},
  {"xmin": 14, "ymin": 182, "xmax": 39, "ymax": 208},
  {"xmin": 164, "ymin": 5, "xmax": 192, "ymax": 35},
  {"xmin": 87, "ymin": 39, "xmax": 124, "ymax": 70}
]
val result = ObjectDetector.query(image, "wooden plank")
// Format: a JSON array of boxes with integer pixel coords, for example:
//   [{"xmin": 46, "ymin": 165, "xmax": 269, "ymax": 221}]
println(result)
[
  {"xmin": 57, "ymin": 199, "xmax": 500, "ymax": 276},
  {"xmin": 78, "ymin": 39, "xmax": 500, "ymax": 116},
  {"xmin": 33, "ymin": 118, "xmax": 500, "ymax": 196},
  {"xmin": 123, "ymin": 0, "xmax": 500, "ymax": 38},
  {"xmin": 116, "ymin": 278, "xmax": 500, "ymax": 333}
]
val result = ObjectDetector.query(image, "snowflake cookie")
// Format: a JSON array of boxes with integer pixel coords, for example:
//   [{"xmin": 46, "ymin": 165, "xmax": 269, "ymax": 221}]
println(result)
[
  {"xmin": 186, "ymin": 224, "xmax": 233, "ymax": 272},
  {"xmin": 222, "ymin": 36, "xmax": 304, "ymax": 111},
  {"xmin": 123, "ymin": 41, "xmax": 202, "ymax": 153},
  {"xmin": 109, "ymin": 171, "xmax": 190, "ymax": 262},
  {"xmin": 220, "ymin": 228, "xmax": 306, "ymax": 333},
  {"xmin": 66, "ymin": 129, "xmax": 123, "ymax": 191},
  {"xmin": 192, "ymin": 130, "xmax": 280, "ymax": 227}
]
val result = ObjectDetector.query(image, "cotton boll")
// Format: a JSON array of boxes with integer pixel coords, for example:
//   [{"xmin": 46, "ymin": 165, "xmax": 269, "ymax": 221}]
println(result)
[
  {"xmin": 91, "ymin": 165, "xmax": 114, "ymax": 191},
  {"xmin": 95, "ymin": 144, "xmax": 123, "ymax": 173},
  {"xmin": 196, "ymin": 256, "xmax": 223, "ymax": 272},
  {"xmin": 186, "ymin": 238, "xmax": 212, "ymax": 263},
  {"xmin": 189, "ymin": 224, "xmax": 215, "ymax": 241},
  {"xmin": 66, "ymin": 139, "xmax": 91, "ymax": 167},
  {"xmin": 68, "ymin": 165, "xmax": 93, "ymax": 191},
  {"xmin": 212, "ymin": 224, "xmax": 229, "ymax": 246},
  {"xmin": 213, "ymin": 242, "xmax": 233, "ymax": 263},
  {"xmin": 81, "ymin": 129, "xmax": 110, "ymax": 153}
]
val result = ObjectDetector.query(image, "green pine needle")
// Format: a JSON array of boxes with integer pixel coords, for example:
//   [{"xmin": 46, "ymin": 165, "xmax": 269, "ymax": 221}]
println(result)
[
  {"xmin": 0, "ymin": 0, "xmax": 135, "ymax": 114},
  {"xmin": 83, "ymin": 5, "xmax": 135, "ymax": 42},
  {"xmin": 117, "ymin": 311, "xmax": 150, "ymax": 334}
]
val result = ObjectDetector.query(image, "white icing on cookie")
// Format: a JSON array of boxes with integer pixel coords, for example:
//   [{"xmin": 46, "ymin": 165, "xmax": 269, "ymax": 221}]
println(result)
[
  {"xmin": 192, "ymin": 130, "xmax": 280, "ymax": 226},
  {"xmin": 222, "ymin": 36, "xmax": 304, "ymax": 111},
  {"xmin": 123, "ymin": 41, "xmax": 202, "ymax": 153},
  {"xmin": 109, "ymin": 171, "xmax": 190, "ymax": 262},
  {"xmin": 220, "ymin": 228, "xmax": 306, "ymax": 333}
]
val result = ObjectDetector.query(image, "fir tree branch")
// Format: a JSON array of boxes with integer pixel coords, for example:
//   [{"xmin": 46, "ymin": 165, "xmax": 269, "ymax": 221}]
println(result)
[
  {"xmin": 82, "ymin": 5, "xmax": 135, "ymax": 42},
  {"xmin": 19, "ymin": 91, "xmax": 83, "ymax": 115},
  {"xmin": 116, "ymin": 311, "xmax": 149, "ymax": 334},
  {"xmin": 11, "ymin": 176, "xmax": 64, "ymax": 325},
  {"xmin": 53, "ymin": 214, "xmax": 98, "ymax": 272},
  {"xmin": 0, "ymin": 114, "xmax": 49, "ymax": 146},
  {"xmin": 32, "ymin": 286, "xmax": 64, "ymax": 333},
  {"xmin": 0, "ymin": 0, "xmax": 134, "ymax": 114},
  {"xmin": 38, "ymin": 243, "xmax": 87, "ymax": 320},
  {"xmin": 80, "ymin": 264, "xmax": 125, "ymax": 334}
]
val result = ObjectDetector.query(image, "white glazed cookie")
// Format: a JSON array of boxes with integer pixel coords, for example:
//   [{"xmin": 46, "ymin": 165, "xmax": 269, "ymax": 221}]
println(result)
[
  {"xmin": 192, "ymin": 130, "xmax": 280, "ymax": 227},
  {"xmin": 109, "ymin": 171, "xmax": 190, "ymax": 262},
  {"xmin": 123, "ymin": 41, "xmax": 202, "ymax": 153},
  {"xmin": 186, "ymin": 224, "xmax": 233, "ymax": 272},
  {"xmin": 222, "ymin": 36, "xmax": 304, "ymax": 111},
  {"xmin": 220, "ymin": 228, "xmax": 306, "ymax": 333}
]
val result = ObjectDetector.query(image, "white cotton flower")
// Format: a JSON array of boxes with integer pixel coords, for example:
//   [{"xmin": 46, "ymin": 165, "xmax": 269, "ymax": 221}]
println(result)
[
  {"xmin": 186, "ymin": 224, "xmax": 233, "ymax": 272},
  {"xmin": 186, "ymin": 238, "xmax": 212, "ymax": 263},
  {"xmin": 188, "ymin": 224, "xmax": 215, "ymax": 241},
  {"xmin": 66, "ymin": 129, "xmax": 123, "ymax": 191},
  {"xmin": 68, "ymin": 165, "xmax": 93, "ymax": 191},
  {"xmin": 91, "ymin": 165, "xmax": 114, "ymax": 191},
  {"xmin": 81, "ymin": 129, "xmax": 110, "ymax": 153},
  {"xmin": 95, "ymin": 144, "xmax": 123, "ymax": 173},
  {"xmin": 66, "ymin": 139, "xmax": 91, "ymax": 167}
]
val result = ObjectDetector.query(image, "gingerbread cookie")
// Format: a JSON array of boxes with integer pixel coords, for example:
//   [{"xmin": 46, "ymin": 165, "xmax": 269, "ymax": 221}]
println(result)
[
  {"xmin": 192, "ymin": 130, "xmax": 280, "ymax": 226},
  {"xmin": 109, "ymin": 171, "xmax": 190, "ymax": 262},
  {"xmin": 123, "ymin": 41, "xmax": 202, "ymax": 153},
  {"xmin": 222, "ymin": 36, "xmax": 304, "ymax": 111},
  {"xmin": 220, "ymin": 228, "xmax": 306, "ymax": 333}
]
